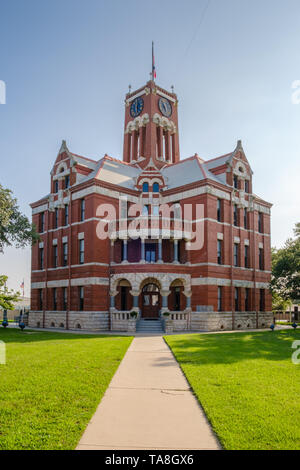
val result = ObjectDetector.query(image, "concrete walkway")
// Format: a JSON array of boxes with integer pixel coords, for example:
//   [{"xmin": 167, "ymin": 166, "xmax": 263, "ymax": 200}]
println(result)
[{"xmin": 76, "ymin": 336, "xmax": 220, "ymax": 450}]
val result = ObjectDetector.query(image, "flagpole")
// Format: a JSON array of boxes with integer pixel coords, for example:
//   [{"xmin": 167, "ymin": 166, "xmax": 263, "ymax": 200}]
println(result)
[{"xmin": 152, "ymin": 41, "xmax": 154, "ymax": 82}]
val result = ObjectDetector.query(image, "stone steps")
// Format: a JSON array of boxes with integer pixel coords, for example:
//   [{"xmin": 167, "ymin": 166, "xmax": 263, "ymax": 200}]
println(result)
[{"xmin": 136, "ymin": 319, "xmax": 164, "ymax": 333}]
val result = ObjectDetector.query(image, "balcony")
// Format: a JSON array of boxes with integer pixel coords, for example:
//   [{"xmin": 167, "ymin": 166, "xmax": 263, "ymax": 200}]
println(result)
[{"xmin": 111, "ymin": 238, "xmax": 190, "ymax": 265}]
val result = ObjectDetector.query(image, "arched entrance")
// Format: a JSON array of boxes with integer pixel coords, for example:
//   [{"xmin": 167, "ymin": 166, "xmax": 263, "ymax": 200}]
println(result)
[{"xmin": 141, "ymin": 283, "xmax": 161, "ymax": 318}]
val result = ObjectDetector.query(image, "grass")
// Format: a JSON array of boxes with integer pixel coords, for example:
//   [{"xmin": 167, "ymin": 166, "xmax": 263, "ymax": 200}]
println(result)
[
  {"xmin": 0, "ymin": 328, "xmax": 132, "ymax": 450},
  {"xmin": 165, "ymin": 330, "xmax": 300, "ymax": 450}
]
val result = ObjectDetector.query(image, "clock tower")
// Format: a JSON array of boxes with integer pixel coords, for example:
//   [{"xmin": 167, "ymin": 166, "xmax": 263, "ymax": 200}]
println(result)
[{"xmin": 123, "ymin": 80, "xmax": 180, "ymax": 169}]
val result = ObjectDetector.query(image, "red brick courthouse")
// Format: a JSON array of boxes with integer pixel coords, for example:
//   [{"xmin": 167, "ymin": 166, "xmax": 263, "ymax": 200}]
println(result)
[{"xmin": 30, "ymin": 79, "xmax": 272, "ymax": 332}]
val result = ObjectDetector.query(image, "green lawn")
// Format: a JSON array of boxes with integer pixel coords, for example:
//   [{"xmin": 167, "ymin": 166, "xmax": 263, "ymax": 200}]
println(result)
[
  {"xmin": 165, "ymin": 330, "xmax": 300, "ymax": 450},
  {"xmin": 0, "ymin": 328, "xmax": 132, "ymax": 450}
]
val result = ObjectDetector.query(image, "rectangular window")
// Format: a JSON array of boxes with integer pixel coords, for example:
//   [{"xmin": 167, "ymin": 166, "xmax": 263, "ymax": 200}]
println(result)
[
  {"xmin": 258, "ymin": 212, "xmax": 263, "ymax": 233},
  {"xmin": 234, "ymin": 175, "xmax": 239, "ymax": 189},
  {"xmin": 259, "ymin": 248, "xmax": 264, "ymax": 270},
  {"xmin": 217, "ymin": 199, "xmax": 222, "ymax": 222},
  {"xmin": 39, "ymin": 247, "xmax": 44, "ymax": 270},
  {"xmin": 79, "ymin": 239, "xmax": 84, "ymax": 264},
  {"xmin": 233, "ymin": 205, "xmax": 239, "ymax": 227},
  {"xmin": 53, "ymin": 288, "xmax": 57, "ymax": 311},
  {"xmin": 64, "ymin": 205, "xmax": 69, "ymax": 226},
  {"xmin": 80, "ymin": 199, "xmax": 85, "ymax": 221},
  {"xmin": 79, "ymin": 287, "xmax": 84, "ymax": 311},
  {"xmin": 245, "ymin": 180, "xmax": 250, "ymax": 193},
  {"xmin": 142, "ymin": 205, "xmax": 150, "ymax": 216},
  {"xmin": 234, "ymin": 243, "xmax": 239, "ymax": 267},
  {"xmin": 53, "ymin": 245, "xmax": 58, "ymax": 268},
  {"xmin": 259, "ymin": 289, "xmax": 265, "ymax": 312},
  {"xmin": 245, "ymin": 288, "xmax": 250, "ymax": 312},
  {"xmin": 244, "ymin": 245, "xmax": 249, "ymax": 268},
  {"xmin": 152, "ymin": 205, "xmax": 159, "ymax": 216},
  {"xmin": 218, "ymin": 287, "xmax": 223, "ymax": 312},
  {"xmin": 244, "ymin": 208, "xmax": 248, "ymax": 229},
  {"xmin": 235, "ymin": 287, "xmax": 240, "ymax": 311},
  {"xmin": 63, "ymin": 242, "xmax": 68, "ymax": 266},
  {"xmin": 145, "ymin": 243, "xmax": 156, "ymax": 263},
  {"xmin": 63, "ymin": 287, "xmax": 67, "ymax": 311},
  {"xmin": 54, "ymin": 180, "xmax": 58, "ymax": 193},
  {"xmin": 38, "ymin": 289, "xmax": 43, "ymax": 310},
  {"xmin": 40, "ymin": 212, "xmax": 45, "ymax": 233},
  {"xmin": 217, "ymin": 240, "xmax": 223, "ymax": 265},
  {"xmin": 54, "ymin": 208, "xmax": 58, "ymax": 229},
  {"xmin": 65, "ymin": 175, "xmax": 70, "ymax": 189}
]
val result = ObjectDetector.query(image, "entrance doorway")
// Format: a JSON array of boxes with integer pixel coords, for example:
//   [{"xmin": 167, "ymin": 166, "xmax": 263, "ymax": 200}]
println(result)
[{"xmin": 141, "ymin": 283, "xmax": 160, "ymax": 318}]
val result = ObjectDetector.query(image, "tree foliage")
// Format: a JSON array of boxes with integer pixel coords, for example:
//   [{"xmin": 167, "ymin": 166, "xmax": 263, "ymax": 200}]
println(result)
[
  {"xmin": 0, "ymin": 275, "xmax": 20, "ymax": 310},
  {"xmin": 0, "ymin": 183, "xmax": 39, "ymax": 252},
  {"xmin": 271, "ymin": 225, "xmax": 300, "ymax": 303}
]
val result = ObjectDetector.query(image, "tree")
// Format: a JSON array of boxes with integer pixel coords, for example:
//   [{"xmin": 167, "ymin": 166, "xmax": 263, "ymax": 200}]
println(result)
[
  {"xmin": 271, "ymin": 225, "xmax": 300, "ymax": 303},
  {"xmin": 0, "ymin": 183, "xmax": 39, "ymax": 252},
  {"xmin": 0, "ymin": 275, "xmax": 20, "ymax": 310}
]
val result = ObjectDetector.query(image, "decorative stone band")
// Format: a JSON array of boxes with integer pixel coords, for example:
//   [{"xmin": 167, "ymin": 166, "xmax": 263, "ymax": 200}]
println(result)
[
  {"xmin": 31, "ymin": 277, "xmax": 109, "ymax": 289},
  {"xmin": 32, "ymin": 185, "xmax": 271, "ymax": 217},
  {"xmin": 191, "ymin": 277, "xmax": 270, "ymax": 289}
]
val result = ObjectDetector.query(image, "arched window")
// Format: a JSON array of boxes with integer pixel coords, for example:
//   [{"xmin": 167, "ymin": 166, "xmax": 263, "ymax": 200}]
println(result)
[
  {"xmin": 142, "ymin": 182, "xmax": 149, "ymax": 193},
  {"xmin": 153, "ymin": 182, "xmax": 159, "ymax": 193}
]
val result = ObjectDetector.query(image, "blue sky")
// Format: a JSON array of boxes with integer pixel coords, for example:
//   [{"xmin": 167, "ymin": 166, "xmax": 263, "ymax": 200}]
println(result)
[{"xmin": 1, "ymin": 0, "xmax": 300, "ymax": 295}]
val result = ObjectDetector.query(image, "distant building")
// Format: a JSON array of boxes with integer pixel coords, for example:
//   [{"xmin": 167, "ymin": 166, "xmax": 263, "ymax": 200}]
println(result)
[{"xmin": 29, "ymin": 78, "xmax": 272, "ymax": 332}]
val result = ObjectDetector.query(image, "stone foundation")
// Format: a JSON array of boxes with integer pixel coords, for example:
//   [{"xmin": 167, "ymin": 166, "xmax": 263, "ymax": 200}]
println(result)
[
  {"xmin": 191, "ymin": 311, "xmax": 273, "ymax": 332},
  {"xmin": 29, "ymin": 311, "xmax": 109, "ymax": 331}
]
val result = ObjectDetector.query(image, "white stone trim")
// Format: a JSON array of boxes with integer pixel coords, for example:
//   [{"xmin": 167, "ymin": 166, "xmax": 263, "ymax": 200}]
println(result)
[
  {"xmin": 259, "ymin": 242, "xmax": 264, "ymax": 249},
  {"xmin": 217, "ymin": 233, "xmax": 224, "ymax": 240},
  {"xmin": 244, "ymin": 239, "xmax": 250, "ymax": 246},
  {"xmin": 32, "ymin": 203, "xmax": 48, "ymax": 215},
  {"xmin": 78, "ymin": 232, "xmax": 84, "ymax": 240},
  {"xmin": 39, "ymin": 242, "xmax": 44, "ymax": 248},
  {"xmin": 32, "ymin": 277, "xmax": 109, "ymax": 289},
  {"xmin": 234, "ymin": 236, "xmax": 240, "ymax": 244},
  {"xmin": 192, "ymin": 277, "xmax": 270, "ymax": 289},
  {"xmin": 62, "ymin": 236, "xmax": 68, "ymax": 243},
  {"xmin": 31, "ymin": 282, "xmax": 46, "ymax": 289},
  {"xmin": 52, "ymin": 239, "xmax": 58, "ymax": 246},
  {"xmin": 126, "ymin": 89, "xmax": 148, "ymax": 103},
  {"xmin": 70, "ymin": 277, "xmax": 109, "ymax": 286},
  {"xmin": 156, "ymin": 89, "xmax": 176, "ymax": 104}
]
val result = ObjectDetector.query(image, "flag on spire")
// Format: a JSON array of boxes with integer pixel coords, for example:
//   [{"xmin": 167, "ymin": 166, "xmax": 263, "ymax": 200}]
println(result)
[{"xmin": 152, "ymin": 41, "xmax": 156, "ymax": 80}]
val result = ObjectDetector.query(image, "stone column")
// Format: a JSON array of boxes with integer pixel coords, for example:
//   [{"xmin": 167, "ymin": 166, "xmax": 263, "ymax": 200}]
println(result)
[
  {"xmin": 110, "ymin": 295, "xmax": 115, "ymax": 309},
  {"xmin": 130, "ymin": 290, "xmax": 140, "ymax": 318},
  {"xmin": 140, "ymin": 238, "xmax": 145, "ymax": 263},
  {"xmin": 160, "ymin": 290, "xmax": 171, "ymax": 314},
  {"xmin": 173, "ymin": 239, "xmax": 179, "ymax": 264},
  {"xmin": 158, "ymin": 238, "xmax": 163, "ymax": 263},
  {"xmin": 122, "ymin": 239, "xmax": 128, "ymax": 263}
]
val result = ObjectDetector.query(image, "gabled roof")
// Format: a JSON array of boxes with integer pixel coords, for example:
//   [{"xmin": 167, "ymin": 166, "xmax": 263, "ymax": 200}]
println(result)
[
  {"xmin": 84, "ymin": 156, "xmax": 140, "ymax": 189},
  {"xmin": 161, "ymin": 155, "xmax": 223, "ymax": 189}
]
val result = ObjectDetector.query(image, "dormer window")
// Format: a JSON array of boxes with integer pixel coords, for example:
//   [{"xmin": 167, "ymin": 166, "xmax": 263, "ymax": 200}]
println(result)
[
  {"xmin": 142, "ymin": 182, "xmax": 149, "ymax": 193},
  {"xmin": 153, "ymin": 182, "xmax": 160, "ymax": 193}
]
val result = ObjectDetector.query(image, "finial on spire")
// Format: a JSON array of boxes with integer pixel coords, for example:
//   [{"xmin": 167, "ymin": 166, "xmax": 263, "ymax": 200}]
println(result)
[
  {"xmin": 171, "ymin": 85, "xmax": 174, "ymax": 94},
  {"xmin": 128, "ymin": 84, "xmax": 132, "ymax": 94}
]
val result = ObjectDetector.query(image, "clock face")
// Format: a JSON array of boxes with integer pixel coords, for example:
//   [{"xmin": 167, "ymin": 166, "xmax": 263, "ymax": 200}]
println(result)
[
  {"xmin": 158, "ymin": 97, "xmax": 172, "ymax": 117},
  {"xmin": 130, "ymin": 97, "xmax": 144, "ymax": 118}
]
